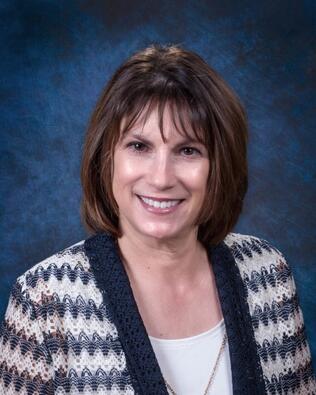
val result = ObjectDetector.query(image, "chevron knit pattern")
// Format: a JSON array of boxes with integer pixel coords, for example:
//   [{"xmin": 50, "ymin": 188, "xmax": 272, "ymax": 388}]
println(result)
[
  {"xmin": 0, "ymin": 233, "xmax": 315, "ymax": 394},
  {"xmin": 223, "ymin": 234, "xmax": 315, "ymax": 395}
]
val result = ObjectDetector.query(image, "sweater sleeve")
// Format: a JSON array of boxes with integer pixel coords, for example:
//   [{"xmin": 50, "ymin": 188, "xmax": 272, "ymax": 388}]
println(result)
[
  {"xmin": 267, "ymin": 245, "xmax": 316, "ymax": 394},
  {"xmin": 228, "ymin": 233, "xmax": 316, "ymax": 394},
  {"xmin": 0, "ymin": 280, "xmax": 54, "ymax": 395}
]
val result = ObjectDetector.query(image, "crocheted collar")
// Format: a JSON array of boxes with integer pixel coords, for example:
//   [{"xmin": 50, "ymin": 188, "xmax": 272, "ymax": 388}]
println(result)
[{"xmin": 84, "ymin": 232, "xmax": 266, "ymax": 395}]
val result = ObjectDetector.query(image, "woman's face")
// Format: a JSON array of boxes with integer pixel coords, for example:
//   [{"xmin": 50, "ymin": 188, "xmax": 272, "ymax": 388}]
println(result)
[{"xmin": 112, "ymin": 105, "xmax": 210, "ymax": 242}]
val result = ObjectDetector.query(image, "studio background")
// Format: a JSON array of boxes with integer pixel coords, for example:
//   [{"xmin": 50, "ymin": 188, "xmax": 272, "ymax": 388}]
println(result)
[{"xmin": 1, "ymin": 0, "xmax": 315, "ymax": 363}]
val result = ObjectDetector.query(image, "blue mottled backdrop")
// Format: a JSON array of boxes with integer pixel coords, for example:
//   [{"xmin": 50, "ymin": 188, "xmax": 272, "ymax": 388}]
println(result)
[{"xmin": 1, "ymin": 0, "xmax": 315, "ymax": 361}]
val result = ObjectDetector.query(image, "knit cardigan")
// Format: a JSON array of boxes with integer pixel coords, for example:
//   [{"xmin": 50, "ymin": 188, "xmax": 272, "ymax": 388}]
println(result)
[{"xmin": 0, "ymin": 232, "xmax": 315, "ymax": 395}]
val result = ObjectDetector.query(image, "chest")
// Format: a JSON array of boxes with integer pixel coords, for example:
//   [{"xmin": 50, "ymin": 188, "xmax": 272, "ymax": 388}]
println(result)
[
  {"xmin": 149, "ymin": 319, "xmax": 233, "ymax": 395},
  {"xmin": 130, "ymin": 275, "xmax": 224, "ymax": 339}
]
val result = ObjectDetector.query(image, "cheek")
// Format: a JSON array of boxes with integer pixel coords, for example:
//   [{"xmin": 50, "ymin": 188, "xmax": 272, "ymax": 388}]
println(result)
[
  {"xmin": 184, "ymin": 162, "xmax": 209, "ymax": 190},
  {"xmin": 113, "ymin": 153, "xmax": 141, "ymax": 189}
]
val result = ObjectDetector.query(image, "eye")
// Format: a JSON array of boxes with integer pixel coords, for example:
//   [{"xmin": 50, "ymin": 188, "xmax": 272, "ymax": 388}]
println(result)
[
  {"xmin": 181, "ymin": 147, "xmax": 201, "ymax": 156},
  {"xmin": 126, "ymin": 141, "xmax": 147, "ymax": 153}
]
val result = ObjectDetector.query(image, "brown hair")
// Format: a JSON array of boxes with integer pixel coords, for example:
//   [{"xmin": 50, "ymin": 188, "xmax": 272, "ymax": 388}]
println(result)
[{"xmin": 80, "ymin": 44, "xmax": 248, "ymax": 246}]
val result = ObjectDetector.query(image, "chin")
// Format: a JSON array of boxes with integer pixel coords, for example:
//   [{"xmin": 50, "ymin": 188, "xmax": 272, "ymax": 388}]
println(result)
[{"xmin": 138, "ymin": 225, "xmax": 187, "ymax": 241}]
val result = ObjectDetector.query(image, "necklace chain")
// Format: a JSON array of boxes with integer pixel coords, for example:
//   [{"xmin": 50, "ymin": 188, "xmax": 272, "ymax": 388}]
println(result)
[{"xmin": 163, "ymin": 330, "xmax": 228, "ymax": 395}]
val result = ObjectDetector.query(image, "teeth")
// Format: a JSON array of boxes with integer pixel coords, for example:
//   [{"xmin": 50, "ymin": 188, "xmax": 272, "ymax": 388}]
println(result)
[{"xmin": 140, "ymin": 196, "xmax": 181, "ymax": 208}]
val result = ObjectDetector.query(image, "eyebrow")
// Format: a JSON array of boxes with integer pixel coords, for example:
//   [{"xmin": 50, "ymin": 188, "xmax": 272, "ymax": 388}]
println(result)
[{"xmin": 121, "ymin": 131, "xmax": 203, "ymax": 146}]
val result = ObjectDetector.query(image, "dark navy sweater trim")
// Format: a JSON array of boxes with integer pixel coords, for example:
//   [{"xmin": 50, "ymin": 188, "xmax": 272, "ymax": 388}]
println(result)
[
  {"xmin": 84, "ymin": 232, "xmax": 168, "ymax": 395},
  {"xmin": 209, "ymin": 241, "xmax": 266, "ymax": 395},
  {"xmin": 85, "ymin": 232, "xmax": 266, "ymax": 395}
]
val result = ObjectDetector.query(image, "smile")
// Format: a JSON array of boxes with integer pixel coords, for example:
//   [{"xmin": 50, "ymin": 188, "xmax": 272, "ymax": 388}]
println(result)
[
  {"xmin": 137, "ymin": 195, "xmax": 183, "ymax": 213},
  {"xmin": 140, "ymin": 196, "xmax": 181, "ymax": 208}
]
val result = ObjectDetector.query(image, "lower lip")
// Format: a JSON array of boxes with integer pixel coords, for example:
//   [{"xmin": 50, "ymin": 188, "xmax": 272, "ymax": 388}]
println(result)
[{"xmin": 137, "ymin": 196, "xmax": 183, "ymax": 214}]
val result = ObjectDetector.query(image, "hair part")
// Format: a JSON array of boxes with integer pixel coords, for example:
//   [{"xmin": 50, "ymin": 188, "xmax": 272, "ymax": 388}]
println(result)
[{"xmin": 81, "ymin": 43, "xmax": 248, "ymax": 246}]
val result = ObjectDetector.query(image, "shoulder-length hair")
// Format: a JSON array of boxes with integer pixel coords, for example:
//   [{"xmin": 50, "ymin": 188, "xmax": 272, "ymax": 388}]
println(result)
[{"xmin": 81, "ymin": 44, "xmax": 248, "ymax": 247}]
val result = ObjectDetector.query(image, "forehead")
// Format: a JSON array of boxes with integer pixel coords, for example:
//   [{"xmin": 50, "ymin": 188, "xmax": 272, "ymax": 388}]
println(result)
[{"xmin": 119, "ymin": 101, "xmax": 205, "ymax": 143}]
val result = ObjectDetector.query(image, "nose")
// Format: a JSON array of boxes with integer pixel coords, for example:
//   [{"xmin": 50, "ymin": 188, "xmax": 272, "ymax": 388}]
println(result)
[{"xmin": 148, "ymin": 150, "xmax": 176, "ymax": 190}]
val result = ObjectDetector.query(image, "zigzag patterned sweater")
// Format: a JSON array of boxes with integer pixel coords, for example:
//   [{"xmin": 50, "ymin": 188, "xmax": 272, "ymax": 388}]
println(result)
[{"xmin": 0, "ymin": 232, "xmax": 315, "ymax": 394}]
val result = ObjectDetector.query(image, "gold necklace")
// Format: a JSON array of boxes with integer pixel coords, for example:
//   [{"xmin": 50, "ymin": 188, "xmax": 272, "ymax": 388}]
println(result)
[{"xmin": 163, "ymin": 331, "xmax": 228, "ymax": 395}]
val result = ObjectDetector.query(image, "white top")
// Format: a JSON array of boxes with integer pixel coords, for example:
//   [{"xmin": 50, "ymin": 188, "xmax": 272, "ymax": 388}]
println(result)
[{"xmin": 149, "ymin": 318, "xmax": 233, "ymax": 395}]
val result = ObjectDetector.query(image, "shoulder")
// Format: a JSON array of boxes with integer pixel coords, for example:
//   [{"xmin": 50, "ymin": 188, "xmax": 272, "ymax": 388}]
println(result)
[
  {"xmin": 223, "ymin": 232, "xmax": 296, "ymax": 302},
  {"xmin": 223, "ymin": 232, "xmax": 301, "ymax": 330},
  {"xmin": 16, "ymin": 239, "xmax": 88, "ymax": 286},
  {"xmin": 224, "ymin": 232, "xmax": 284, "ymax": 261},
  {"xmin": 11, "ymin": 239, "xmax": 100, "ymax": 308},
  {"xmin": 223, "ymin": 232, "xmax": 289, "ymax": 277}
]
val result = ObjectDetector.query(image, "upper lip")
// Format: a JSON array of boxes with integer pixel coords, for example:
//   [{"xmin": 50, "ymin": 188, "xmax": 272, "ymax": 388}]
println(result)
[{"xmin": 137, "ymin": 195, "xmax": 183, "ymax": 202}]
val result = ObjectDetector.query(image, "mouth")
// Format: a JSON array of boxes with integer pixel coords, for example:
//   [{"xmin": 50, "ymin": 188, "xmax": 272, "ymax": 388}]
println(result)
[{"xmin": 136, "ymin": 195, "xmax": 184, "ymax": 212}]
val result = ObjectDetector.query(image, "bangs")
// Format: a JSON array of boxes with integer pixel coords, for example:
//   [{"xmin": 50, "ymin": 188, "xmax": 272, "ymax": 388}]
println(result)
[{"xmin": 117, "ymin": 90, "xmax": 209, "ymax": 147}]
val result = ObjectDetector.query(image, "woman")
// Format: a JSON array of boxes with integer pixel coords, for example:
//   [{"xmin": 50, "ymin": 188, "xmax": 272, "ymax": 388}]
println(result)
[{"xmin": 0, "ymin": 44, "xmax": 315, "ymax": 395}]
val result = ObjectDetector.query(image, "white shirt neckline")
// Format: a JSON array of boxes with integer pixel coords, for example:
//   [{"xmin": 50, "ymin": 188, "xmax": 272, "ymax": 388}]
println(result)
[{"xmin": 148, "ymin": 317, "xmax": 225, "ymax": 346}]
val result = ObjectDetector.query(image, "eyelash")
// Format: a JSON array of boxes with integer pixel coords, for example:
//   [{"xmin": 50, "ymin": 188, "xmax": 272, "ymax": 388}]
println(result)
[{"xmin": 126, "ymin": 141, "xmax": 202, "ymax": 156}]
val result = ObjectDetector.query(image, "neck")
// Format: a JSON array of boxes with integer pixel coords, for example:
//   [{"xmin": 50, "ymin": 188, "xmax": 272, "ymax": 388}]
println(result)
[{"xmin": 116, "ymin": 229, "xmax": 209, "ymax": 292}]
